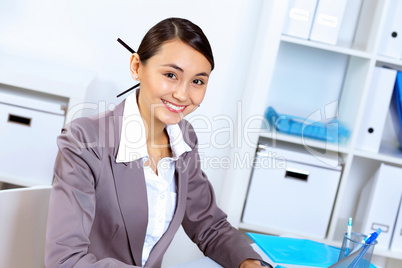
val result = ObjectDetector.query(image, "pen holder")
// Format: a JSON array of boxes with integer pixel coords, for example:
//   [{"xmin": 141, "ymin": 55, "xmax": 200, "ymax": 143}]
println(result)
[{"xmin": 338, "ymin": 232, "xmax": 377, "ymax": 268}]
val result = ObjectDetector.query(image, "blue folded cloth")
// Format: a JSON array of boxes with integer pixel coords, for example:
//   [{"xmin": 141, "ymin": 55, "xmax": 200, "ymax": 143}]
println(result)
[{"xmin": 264, "ymin": 107, "xmax": 349, "ymax": 143}]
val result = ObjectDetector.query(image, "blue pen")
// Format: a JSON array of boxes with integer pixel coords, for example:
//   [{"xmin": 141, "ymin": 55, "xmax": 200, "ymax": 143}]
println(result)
[
  {"xmin": 345, "ymin": 217, "xmax": 353, "ymax": 256},
  {"xmin": 349, "ymin": 228, "xmax": 382, "ymax": 254},
  {"xmin": 349, "ymin": 228, "xmax": 382, "ymax": 268}
]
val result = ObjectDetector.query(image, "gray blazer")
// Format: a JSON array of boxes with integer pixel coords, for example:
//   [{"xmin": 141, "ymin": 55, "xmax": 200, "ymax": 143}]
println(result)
[{"xmin": 45, "ymin": 100, "xmax": 262, "ymax": 268}]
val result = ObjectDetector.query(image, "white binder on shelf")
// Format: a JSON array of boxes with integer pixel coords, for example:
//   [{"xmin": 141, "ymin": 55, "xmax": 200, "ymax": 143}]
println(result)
[
  {"xmin": 378, "ymin": 0, "xmax": 402, "ymax": 59},
  {"xmin": 391, "ymin": 197, "xmax": 402, "ymax": 252},
  {"xmin": 356, "ymin": 67, "xmax": 397, "ymax": 153},
  {"xmin": 355, "ymin": 163, "xmax": 402, "ymax": 250},
  {"xmin": 309, "ymin": 0, "xmax": 348, "ymax": 45},
  {"xmin": 282, "ymin": 0, "xmax": 318, "ymax": 40},
  {"xmin": 337, "ymin": 0, "xmax": 363, "ymax": 47}
]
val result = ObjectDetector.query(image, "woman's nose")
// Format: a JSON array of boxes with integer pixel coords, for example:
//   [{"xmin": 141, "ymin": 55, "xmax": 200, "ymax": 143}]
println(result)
[{"xmin": 172, "ymin": 84, "xmax": 189, "ymax": 102}]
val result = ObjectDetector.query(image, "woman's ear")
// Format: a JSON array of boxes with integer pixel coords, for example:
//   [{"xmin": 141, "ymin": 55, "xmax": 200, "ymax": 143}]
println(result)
[{"xmin": 130, "ymin": 53, "xmax": 141, "ymax": 81}]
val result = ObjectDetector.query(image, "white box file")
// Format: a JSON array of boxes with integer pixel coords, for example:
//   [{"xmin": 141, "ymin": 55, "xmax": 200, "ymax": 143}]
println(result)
[
  {"xmin": 337, "ymin": 0, "xmax": 363, "ymax": 47},
  {"xmin": 355, "ymin": 163, "xmax": 402, "ymax": 250},
  {"xmin": 378, "ymin": 0, "xmax": 402, "ymax": 59},
  {"xmin": 391, "ymin": 198, "xmax": 402, "ymax": 252},
  {"xmin": 0, "ymin": 92, "xmax": 65, "ymax": 186},
  {"xmin": 282, "ymin": 0, "xmax": 318, "ymax": 39},
  {"xmin": 309, "ymin": 0, "xmax": 348, "ymax": 45},
  {"xmin": 391, "ymin": 196, "xmax": 402, "ymax": 252},
  {"xmin": 242, "ymin": 146, "xmax": 341, "ymax": 239},
  {"xmin": 356, "ymin": 67, "xmax": 397, "ymax": 153}
]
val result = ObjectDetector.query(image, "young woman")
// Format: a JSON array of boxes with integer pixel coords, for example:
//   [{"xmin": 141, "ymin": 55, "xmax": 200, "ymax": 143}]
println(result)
[{"xmin": 45, "ymin": 18, "xmax": 271, "ymax": 268}]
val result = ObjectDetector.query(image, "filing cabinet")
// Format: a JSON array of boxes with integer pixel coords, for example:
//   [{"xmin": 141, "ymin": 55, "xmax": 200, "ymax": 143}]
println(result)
[
  {"xmin": 242, "ymin": 144, "xmax": 342, "ymax": 239},
  {"xmin": 0, "ymin": 92, "xmax": 65, "ymax": 186}
]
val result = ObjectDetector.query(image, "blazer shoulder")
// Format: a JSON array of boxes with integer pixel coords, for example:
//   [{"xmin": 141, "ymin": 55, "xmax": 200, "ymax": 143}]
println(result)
[
  {"xmin": 178, "ymin": 119, "xmax": 198, "ymax": 149},
  {"xmin": 59, "ymin": 101, "xmax": 124, "ymax": 154}
]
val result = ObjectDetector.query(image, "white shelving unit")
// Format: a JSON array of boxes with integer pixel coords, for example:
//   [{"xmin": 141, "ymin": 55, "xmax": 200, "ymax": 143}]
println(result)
[
  {"xmin": 0, "ymin": 50, "xmax": 94, "ymax": 187},
  {"xmin": 0, "ymin": 51, "xmax": 95, "ymax": 124},
  {"xmin": 220, "ymin": 0, "xmax": 402, "ymax": 266}
]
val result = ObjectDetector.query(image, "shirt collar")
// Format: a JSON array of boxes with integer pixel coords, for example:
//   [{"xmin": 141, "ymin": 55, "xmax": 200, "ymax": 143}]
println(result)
[{"xmin": 116, "ymin": 90, "xmax": 192, "ymax": 163}]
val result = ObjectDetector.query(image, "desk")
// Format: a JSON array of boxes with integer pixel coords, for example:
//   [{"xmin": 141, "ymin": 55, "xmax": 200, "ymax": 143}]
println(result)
[{"xmin": 170, "ymin": 244, "xmax": 312, "ymax": 268}]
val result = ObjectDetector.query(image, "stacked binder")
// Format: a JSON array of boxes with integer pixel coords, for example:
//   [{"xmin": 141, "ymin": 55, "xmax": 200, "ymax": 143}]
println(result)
[
  {"xmin": 378, "ymin": 0, "xmax": 402, "ymax": 59},
  {"xmin": 282, "ymin": 0, "xmax": 362, "ymax": 46},
  {"xmin": 391, "ymin": 198, "xmax": 402, "ymax": 252},
  {"xmin": 283, "ymin": 0, "xmax": 402, "ymax": 56},
  {"xmin": 355, "ymin": 163, "xmax": 402, "ymax": 251},
  {"xmin": 356, "ymin": 67, "xmax": 397, "ymax": 153}
]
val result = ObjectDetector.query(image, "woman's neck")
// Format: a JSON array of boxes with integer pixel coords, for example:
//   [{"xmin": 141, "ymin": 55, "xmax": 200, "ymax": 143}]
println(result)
[{"xmin": 137, "ymin": 93, "xmax": 168, "ymax": 148}]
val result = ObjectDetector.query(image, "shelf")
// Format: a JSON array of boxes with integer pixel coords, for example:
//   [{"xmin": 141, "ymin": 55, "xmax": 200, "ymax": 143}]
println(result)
[
  {"xmin": 376, "ymin": 55, "xmax": 402, "ymax": 69},
  {"xmin": 259, "ymin": 131, "xmax": 350, "ymax": 154},
  {"xmin": 353, "ymin": 141, "xmax": 402, "ymax": 166},
  {"xmin": 226, "ymin": 1, "xmax": 402, "ymax": 265},
  {"xmin": 280, "ymin": 35, "xmax": 372, "ymax": 59}
]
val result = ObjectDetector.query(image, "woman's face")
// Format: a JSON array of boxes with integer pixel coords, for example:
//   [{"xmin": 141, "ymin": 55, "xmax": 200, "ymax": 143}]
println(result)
[{"xmin": 132, "ymin": 40, "xmax": 211, "ymax": 127}]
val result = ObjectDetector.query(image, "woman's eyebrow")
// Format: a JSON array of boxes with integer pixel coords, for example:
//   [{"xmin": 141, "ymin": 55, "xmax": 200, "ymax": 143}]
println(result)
[
  {"xmin": 162, "ymin": 64, "xmax": 184, "ymax": 72},
  {"xmin": 161, "ymin": 64, "xmax": 209, "ymax": 77},
  {"xmin": 196, "ymin": 72, "xmax": 209, "ymax": 78}
]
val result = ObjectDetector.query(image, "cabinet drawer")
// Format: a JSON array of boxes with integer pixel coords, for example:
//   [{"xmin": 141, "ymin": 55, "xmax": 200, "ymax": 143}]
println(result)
[
  {"xmin": 242, "ymin": 147, "xmax": 341, "ymax": 238},
  {"xmin": 0, "ymin": 103, "xmax": 64, "ymax": 186}
]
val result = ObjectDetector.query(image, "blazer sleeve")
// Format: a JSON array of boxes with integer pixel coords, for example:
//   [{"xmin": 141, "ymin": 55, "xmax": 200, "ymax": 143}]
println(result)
[
  {"xmin": 45, "ymin": 121, "xmax": 139, "ymax": 268},
  {"xmin": 180, "ymin": 124, "xmax": 265, "ymax": 268}
]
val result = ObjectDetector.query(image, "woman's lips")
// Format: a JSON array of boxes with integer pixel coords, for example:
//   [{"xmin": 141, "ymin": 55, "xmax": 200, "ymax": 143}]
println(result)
[{"xmin": 161, "ymin": 99, "xmax": 188, "ymax": 113}]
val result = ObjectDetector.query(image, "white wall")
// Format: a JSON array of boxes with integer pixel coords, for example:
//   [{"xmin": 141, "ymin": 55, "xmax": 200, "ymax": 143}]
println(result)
[
  {"xmin": 0, "ymin": 0, "xmax": 263, "ymax": 266},
  {"xmin": 0, "ymin": 0, "xmax": 262, "ymax": 199}
]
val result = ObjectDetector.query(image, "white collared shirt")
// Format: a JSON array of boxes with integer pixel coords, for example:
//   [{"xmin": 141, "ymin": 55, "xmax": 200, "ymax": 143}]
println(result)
[{"xmin": 115, "ymin": 91, "xmax": 192, "ymax": 266}]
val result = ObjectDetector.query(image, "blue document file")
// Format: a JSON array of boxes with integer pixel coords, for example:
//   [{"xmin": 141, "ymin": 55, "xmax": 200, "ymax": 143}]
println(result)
[
  {"xmin": 264, "ymin": 107, "xmax": 349, "ymax": 143},
  {"xmin": 247, "ymin": 233, "xmax": 377, "ymax": 268}
]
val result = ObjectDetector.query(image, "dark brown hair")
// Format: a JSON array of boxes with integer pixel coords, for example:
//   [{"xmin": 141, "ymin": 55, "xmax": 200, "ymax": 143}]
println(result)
[{"xmin": 137, "ymin": 17, "xmax": 215, "ymax": 70}]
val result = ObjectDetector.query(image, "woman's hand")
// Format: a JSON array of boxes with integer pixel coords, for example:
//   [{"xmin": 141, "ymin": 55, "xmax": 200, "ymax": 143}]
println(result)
[{"xmin": 239, "ymin": 259, "xmax": 263, "ymax": 268}]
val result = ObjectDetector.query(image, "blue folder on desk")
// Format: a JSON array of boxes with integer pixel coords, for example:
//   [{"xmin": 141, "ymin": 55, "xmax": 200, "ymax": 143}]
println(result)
[{"xmin": 247, "ymin": 233, "xmax": 377, "ymax": 268}]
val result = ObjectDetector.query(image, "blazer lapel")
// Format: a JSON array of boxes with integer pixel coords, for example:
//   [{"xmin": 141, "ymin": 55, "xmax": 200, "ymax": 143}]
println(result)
[
  {"xmin": 110, "ymin": 155, "xmax": 148, "ymax": 266},
  {"xmin": 145, "ymin": 156, "xmax": 189, "ymax": 266}
]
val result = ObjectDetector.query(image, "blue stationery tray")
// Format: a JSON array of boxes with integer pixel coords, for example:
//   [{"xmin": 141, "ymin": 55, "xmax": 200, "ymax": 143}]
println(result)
[
  {"xmin": 247, "ymin": 233, "xmax": 377, "ymax": 268},
  {"xmin": 264, "ymin": 107, "xmax": 349, "ymax": 143}
]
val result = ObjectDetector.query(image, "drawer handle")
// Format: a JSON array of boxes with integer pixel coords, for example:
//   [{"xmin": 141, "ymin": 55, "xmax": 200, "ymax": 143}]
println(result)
[
  {"xmin": 8, "ymin": 114, "xmax": 32, "ymax": 127},
  {"xmin": 371, "ymin": 222, "xmax": 389, "ymax": 233},
  {"xmin": 285, "ymin": 168, "xmax": 309, "ymax": 182}
]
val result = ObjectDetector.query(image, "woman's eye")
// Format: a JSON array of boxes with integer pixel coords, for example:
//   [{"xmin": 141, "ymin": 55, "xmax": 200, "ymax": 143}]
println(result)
[
  {"xmin": 165, "ymin": 73, "xmax": 177, "ymax": 79},
  {"xmin": 193, "ymin": 79, "xmax": 204, "ymax": 85}
]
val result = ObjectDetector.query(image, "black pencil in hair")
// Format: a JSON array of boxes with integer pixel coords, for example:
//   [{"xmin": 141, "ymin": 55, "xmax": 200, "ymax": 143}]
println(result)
[
  {"xmin": 117, "ymin": 38, "xmax": 136, "ymax": 54},
  {"xmin": 116, "ymin": 83, "xmax": 140, "ymax": 98}
]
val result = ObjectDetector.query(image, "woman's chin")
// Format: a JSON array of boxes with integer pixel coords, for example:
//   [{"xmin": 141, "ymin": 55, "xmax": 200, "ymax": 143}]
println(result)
[
  {"xmin": 165, "ymin": 118, "xmax": 183, "ymax": 125},
  {"xmin": 158, "ymin": 114, "xmax": 184, "ymax": 126}
]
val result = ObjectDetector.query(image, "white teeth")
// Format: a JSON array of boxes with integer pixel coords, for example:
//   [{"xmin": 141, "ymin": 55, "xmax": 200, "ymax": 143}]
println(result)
[{"xmin": 162, "ymin": 100, "xmax": 185, "ymax": 111}]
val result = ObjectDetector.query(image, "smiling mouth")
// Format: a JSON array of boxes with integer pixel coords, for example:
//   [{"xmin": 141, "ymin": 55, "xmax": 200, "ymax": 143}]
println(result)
[{"xmin": 161, "ymin": 99, "xmax": 188, "ymax": 113}]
